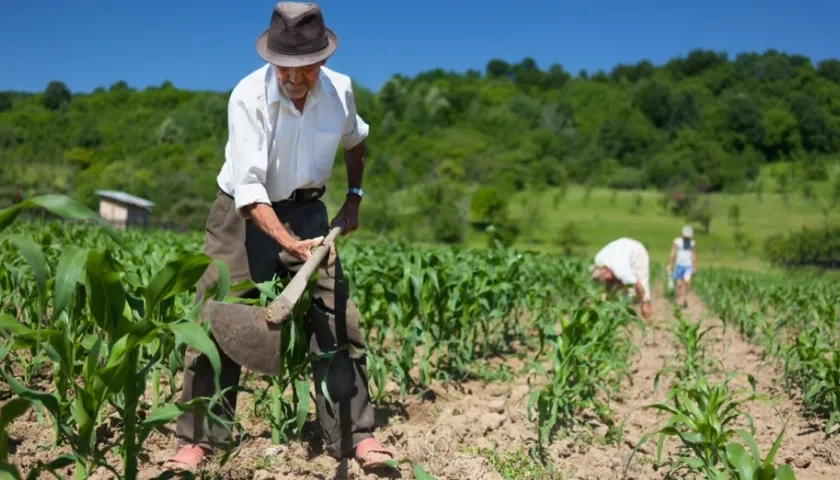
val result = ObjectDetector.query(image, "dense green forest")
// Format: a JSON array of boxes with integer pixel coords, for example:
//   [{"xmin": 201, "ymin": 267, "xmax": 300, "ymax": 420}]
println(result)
[{"xmin": 2, "ymin": 49, "xmax": 840, "ymax": 243}]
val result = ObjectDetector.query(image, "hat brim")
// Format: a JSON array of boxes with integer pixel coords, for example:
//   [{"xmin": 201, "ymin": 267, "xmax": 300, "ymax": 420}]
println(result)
[{"xmin": 255, "ymin": 28, "xmax": 338, "ymax": 68}]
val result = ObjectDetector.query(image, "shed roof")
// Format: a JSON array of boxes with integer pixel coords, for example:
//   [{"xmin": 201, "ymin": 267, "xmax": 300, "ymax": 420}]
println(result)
[{"xmin": 94, "ymin": 189, "xmax": 155, "ymax": 210}]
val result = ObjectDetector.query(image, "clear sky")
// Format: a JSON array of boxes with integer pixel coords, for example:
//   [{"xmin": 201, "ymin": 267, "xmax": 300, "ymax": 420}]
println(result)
[{"xmin": 1, "ymin": 0, "xmax": 837, "ymax": 94}]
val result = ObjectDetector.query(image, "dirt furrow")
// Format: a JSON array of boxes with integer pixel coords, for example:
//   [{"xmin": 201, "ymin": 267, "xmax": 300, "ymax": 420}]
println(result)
[
  {"xmin": 4, "ymin": 312, "xmax": 660, "ymax": 478},
  {"xmin": 540, "ymin": 286, "xmax": 681, "ymax": 480},
  {"xmin": 10, "ymin": 285, "xmax": 836, "ymax": 479},
  {"xmin": 5, "ymin": 287, "xmax": 681, "ymax": 479},
  {"xmin": 684, "ymin": 293, "xmax": 840, "ymax": 480}
]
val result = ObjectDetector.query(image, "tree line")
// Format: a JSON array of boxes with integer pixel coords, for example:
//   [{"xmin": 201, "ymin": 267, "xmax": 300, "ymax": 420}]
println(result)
[{"xmin": 1, "ymin": 48, "xmax": 839, "ymax": 251}]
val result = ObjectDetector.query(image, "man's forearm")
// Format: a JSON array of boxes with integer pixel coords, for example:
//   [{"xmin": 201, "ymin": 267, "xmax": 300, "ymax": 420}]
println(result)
[
  {"xmin": 244, "ymin": 203, "xmax": 295, "ymax": 248},
  {"xmin": 344, "ymin": 141, "xmax": 365, "ymax": 192},
  {"xmin": 635, "ymin": 281, "xmax": 647, "ymax": 303}
]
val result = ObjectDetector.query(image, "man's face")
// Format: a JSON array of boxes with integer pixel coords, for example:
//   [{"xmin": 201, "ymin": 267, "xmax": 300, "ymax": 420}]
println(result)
[
  {"xmin": 593, "ymin": 266, "xmax": 614, "ymax": 282},
  {"xmin": 274, "ymin": 61, "xmax": 324, "ymax": 100}
]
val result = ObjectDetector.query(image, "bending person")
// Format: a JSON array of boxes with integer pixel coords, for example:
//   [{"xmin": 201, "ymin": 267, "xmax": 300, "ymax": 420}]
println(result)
[{"xmin": 589, "ymin": 237, "xmax": 652, "ymax": 319}]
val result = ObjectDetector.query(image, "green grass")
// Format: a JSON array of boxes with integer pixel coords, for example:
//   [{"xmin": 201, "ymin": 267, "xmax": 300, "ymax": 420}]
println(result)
[
  {"xmin": 320, "ymin": 163, "xmax": 840, "ymax": 274},
  {"xmin": 505, "ymin": 183, "xmax": 837, "ymax": 271},
  {"xmin": 512, "ymin": 185, "xmax": 837, "ymax": 272}
]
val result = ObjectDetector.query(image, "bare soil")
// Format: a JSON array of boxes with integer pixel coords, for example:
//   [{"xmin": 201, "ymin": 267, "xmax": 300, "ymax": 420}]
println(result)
[
  {"xmin": 697, "ymin": 297, "xmax": 840, "ymax": 480},
  {"xmin": 5, "ymin": 285, "xmax": 840, "ymax": 479}
]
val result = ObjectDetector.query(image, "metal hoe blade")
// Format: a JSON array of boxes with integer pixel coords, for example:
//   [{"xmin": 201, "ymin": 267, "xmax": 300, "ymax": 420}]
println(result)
[{"xmin": 205, "ymin": 226, "xmax": 343, "ymax": 376}]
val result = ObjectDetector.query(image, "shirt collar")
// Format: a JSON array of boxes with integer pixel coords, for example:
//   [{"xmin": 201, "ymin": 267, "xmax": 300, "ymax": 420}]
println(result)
[{"xmin": 266, "ymin": 65, "xmax": 324, "ymax": 110}]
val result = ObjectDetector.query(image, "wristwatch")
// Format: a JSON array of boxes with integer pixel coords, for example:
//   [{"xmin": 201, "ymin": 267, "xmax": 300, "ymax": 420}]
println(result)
[{"xmin": 347, "ymin": 187, "xmax": 363, "ymax": 198}]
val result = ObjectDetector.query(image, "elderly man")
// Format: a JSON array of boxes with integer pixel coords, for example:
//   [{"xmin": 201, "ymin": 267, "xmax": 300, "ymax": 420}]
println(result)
[
  {"xmin": 163, "ymin": 2, "xmax": 394, "ymax": 471},
  {"xmin": 589, "ymin": 237, "xmax": 652, "ymax": 319}
]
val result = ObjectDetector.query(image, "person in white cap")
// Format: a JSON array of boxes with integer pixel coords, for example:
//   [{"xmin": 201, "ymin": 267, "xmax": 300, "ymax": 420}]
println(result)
[
  {"xmin": 589, "ymin": 237, "xmax": 652, "ymax": 319},
  {"xmin": 667, "ymin": 224, "xmax": 696, "ymax": 308}
]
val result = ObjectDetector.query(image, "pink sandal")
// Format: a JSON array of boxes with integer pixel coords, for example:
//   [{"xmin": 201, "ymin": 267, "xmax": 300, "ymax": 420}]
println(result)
[
  {"xmin": 355, "ymin": 437, "xmax": 397, "ymax": 469},
  {"xmin": 162, "ymin": 444, "xmax": 209, "ymax": 472}
]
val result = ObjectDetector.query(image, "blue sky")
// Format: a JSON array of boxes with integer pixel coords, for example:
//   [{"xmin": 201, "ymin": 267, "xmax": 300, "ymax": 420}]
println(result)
[{"xmin": 2, "ymin": 0, "xmax": 837, "ymax": 94}]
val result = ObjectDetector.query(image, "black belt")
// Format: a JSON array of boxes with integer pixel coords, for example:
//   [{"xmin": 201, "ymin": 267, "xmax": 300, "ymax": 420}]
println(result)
[
  {"xmin": 220, "ymin": 186, "xmax": 326, "ymax": 205},
  {"xmin": 280, "ymin": 186, "xmax": 326, "ymax": 204}
]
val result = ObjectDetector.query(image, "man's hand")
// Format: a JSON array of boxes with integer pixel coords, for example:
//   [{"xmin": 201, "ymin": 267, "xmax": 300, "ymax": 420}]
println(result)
[
  {"xmin": 244, "ymin": 203, "xmax": 337, "ymax": 265},
  {"xmin": 284, "ymin": 236, "xmax": 337, "ymax": 267},
  {"xmin": 331, "ymin": 198, "xmax": 360, "ymax": 234},
  {"xmin": 641, "ymin": 301, "xmax": 652, "ymax": 319},
  {"xmin": 319, "ymin": 238, "xmax": 337, "ymax": 269},
  {"xmin": 283, "ymin": 236, "xmax": 325, "ymax": 263}
]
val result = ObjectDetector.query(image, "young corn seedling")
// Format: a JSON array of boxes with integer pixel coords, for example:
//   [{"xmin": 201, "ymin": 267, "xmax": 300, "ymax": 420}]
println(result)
[
  {"xmin": 527, "ymin": 300, "xmax": 638, "ymax": 455},
  {"xmin": 246, "ymin": 275, "xmax": 316, "ymax": 446},
  {"xmin": 653, "ymin": 304, "xmax": 721, "ymax": 392},
  {"xmin": 782, "ymin": 327, "xmax": 840, "ymax": 433},
  {"xmin": 715, "ymin": 426, "xmax": 797, "ymax": 479},
  {"xmin": 624, "ymin": 374, "xmax": 774, "ymax": 478},
  {"xmin": 697, "ymin": 269, "xmax": 840, "ymax": 437},
  {"xmin": 0, "ymin": 196, "xmax": 230, "ymax": 479}
]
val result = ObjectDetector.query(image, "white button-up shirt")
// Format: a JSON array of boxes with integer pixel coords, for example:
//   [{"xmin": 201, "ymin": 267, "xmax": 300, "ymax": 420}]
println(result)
[
  {"xmin": 216, "ymin": 64, "xmax": 369, "ymax": 214},
  {"xmin": 593, "ymin": 237, "xmax": 651, "ymax": 302}
]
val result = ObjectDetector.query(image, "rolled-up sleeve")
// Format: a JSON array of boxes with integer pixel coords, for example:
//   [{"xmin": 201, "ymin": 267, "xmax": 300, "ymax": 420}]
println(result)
[
  {"xmin": 340, "ymin": 84, "xmax": 369, "ymax": 149},
  {"xmin": 630, "ymin": 248, "xmax": 651, "ymax": 302},
  {"xmin": 227, "ymin": 96, "xmax": 270, "ymax": 216}
]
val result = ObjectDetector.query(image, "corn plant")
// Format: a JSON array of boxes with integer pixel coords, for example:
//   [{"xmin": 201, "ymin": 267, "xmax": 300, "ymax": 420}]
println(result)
[
  {"xmin": 782, "ymin": 327, "xmax": 840, "ymax": 433},
  {"xmin": 653, "ymin": 304, "xmax": 722, "ymax": 391},
  {"xmin": 245, "ymin": 275, "xmax": 317, "ymax": 445},
  {"xmin": 0, "ymin": 196, "xmax": 229, "ymax": 479},
  {"xmin": 1, "ymin": 193, "xmax": 689, "ymax": 479},
  {"xmin": 625, "ymin": 373, "xmax": 783, "ymax": 478},
  {"xmin": 716, "ymin": 427, "xmax": 796, "ymax": 479},
  {"xmin": 527, "ymin": 300, "xmax": 640, "ymax": 455},
  {"xmin": 695, "ymin": 269, "xmax": 840, "ymax": 435}
]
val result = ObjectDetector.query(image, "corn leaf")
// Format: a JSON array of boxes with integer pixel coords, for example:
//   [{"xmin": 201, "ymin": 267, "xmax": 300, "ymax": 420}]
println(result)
[
  {"xmin": 85, "ymin": 248, "xmax": 127, "ymax": 334},
  {"xmin": 169, "ymin": 320, "xmax": 223, "ymax": 390},
  {"xmin": 0, "ymin": 194, "xmax": 124, "ymax": 248},
  {"xmin": 51, "ymin": 245, "xmax": 89, "ymax": 321},
  {"xmin": 5, "ymin": 235, "xmax": 49, "ymax": 320},
  {"xmin": 143, "ymin": 253, "xmax": 212, "ymax": 318}
]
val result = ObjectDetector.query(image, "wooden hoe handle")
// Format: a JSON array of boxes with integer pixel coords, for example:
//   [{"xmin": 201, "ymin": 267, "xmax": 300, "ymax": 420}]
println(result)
[{"xmin": 264, "ymin": 226, "xmax": 343, "ymax": 324}]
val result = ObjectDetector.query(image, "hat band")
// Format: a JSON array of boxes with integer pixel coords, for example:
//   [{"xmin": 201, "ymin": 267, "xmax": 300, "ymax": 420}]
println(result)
[{"xmin": 268, "ymin": 33, "xmax": 328, "ymax": 56}]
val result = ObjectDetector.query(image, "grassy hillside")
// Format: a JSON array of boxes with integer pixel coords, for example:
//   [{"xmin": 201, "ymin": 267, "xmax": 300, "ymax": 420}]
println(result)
[
  {"xmin": 506, "ymin": 184, "xmax": 839, "ymax": 271},
  {"xmin": 317, "ymin": 163, "xmax": 840, "ymax": 272}
]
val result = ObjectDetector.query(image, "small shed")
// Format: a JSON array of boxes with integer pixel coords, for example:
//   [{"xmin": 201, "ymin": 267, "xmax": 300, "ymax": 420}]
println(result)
[{"xmin": 94, "ymin": 189, "xmax": 155, "ymax": 230}]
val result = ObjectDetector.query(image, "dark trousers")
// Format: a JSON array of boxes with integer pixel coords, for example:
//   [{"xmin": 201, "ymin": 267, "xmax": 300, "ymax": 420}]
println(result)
[{"xmin": 174, "ymin": 191, "xmax": 375, "ymax": 459}]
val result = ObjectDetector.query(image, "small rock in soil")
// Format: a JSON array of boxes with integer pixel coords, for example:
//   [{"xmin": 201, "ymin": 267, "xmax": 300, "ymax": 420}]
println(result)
[
  {"xmin": 593, "ymin": 424, "xmax": 609, "ymax": 438},
  {"xmin": 487, "ymin": 399, "xmax": 505, "ymax": 413},
  {"xmin": 263, "ymin": 445, "xmax": 286, "ymax": 456}
]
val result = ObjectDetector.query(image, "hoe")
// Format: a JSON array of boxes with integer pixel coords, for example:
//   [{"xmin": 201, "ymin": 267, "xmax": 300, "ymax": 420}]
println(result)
[{"xmin": 201, "ymin": 225, "xmax": 342, "ymax": 376}]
